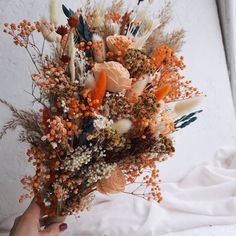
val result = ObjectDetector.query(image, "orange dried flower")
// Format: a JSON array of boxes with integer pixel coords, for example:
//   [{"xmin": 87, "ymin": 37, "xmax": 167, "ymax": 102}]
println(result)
[
  {"xmin": 92, "ymin": 70, "xmax": 107, "ymax": 111},
  {"xmin": 155, "ymin": 84, "xmax": 171, "ymax": 101}
]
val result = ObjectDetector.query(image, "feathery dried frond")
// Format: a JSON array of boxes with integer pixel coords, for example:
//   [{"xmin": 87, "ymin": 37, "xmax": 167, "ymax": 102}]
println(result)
[
  {"xmin": 0, "ymin": 99, "xmax": 41, "ymax": 140},
  {"xmin": 165, "ymin": 29, "xmax": 186, "ymax": 52}
]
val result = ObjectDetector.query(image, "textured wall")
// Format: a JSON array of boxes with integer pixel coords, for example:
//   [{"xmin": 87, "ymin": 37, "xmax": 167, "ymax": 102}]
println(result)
[{"xmin": 0, "ymin": 0, "xmax": 236, "ymax": 220}]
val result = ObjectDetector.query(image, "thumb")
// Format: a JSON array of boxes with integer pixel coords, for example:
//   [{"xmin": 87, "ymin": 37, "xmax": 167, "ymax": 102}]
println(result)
[{"xmin": 23, "ymin": 200, "xmax": 41, "ymax": 220}]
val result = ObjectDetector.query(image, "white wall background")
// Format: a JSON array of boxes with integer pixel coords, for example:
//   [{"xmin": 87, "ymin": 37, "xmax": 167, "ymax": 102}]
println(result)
[{"xmin": 0, "ymin": 0, "xmax": 236, "ymax": 221}]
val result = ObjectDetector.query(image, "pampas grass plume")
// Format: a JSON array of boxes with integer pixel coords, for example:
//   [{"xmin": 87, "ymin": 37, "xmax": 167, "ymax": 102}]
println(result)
[
  {"xmin": 173, "ymin": 96, "xmax": 203, "ymax": 117},
  {"xmin": 68, "ymin": 31, "xmax": 76, "ymax": 82},
  {"xmin": 50, "ymin": 0, "xmax": 59, "ymax": 26},
  {"xmin": 112, "ymin": 119, "xmax": 132, "ymax": 135}
]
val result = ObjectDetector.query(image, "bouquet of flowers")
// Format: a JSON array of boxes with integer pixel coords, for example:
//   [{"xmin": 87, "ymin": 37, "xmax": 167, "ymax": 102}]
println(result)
[{"xmin": 1, "ymin": 0, "xmax": 202, "ymax": 221}]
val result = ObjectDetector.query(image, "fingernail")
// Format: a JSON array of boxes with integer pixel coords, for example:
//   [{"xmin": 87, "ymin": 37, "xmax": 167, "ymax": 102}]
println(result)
[{"xmin": 59, "ymin": 223, "xmax": 68, "ymax": 232}]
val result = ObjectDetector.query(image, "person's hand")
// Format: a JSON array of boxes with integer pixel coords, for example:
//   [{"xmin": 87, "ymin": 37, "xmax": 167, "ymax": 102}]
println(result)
[{"xmin": 9, "ymin": 201, "xmax": 67, "ymax": 236}]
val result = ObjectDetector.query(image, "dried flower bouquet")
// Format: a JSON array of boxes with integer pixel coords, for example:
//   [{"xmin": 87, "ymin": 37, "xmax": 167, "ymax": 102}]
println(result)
[{"xmin": 1, "ymin": 0, "xmax": 203, "ymax": 220}]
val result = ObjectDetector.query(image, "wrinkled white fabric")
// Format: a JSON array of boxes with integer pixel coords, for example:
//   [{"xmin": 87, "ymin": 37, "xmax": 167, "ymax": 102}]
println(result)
[{"xmin": 1, "ymin": 147, "xmax": 236, "ymax": 235}]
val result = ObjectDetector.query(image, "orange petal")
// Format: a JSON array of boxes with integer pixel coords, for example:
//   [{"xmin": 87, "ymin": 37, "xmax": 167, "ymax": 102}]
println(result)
[
  {"xmin": 155, "ymin": 84, "xmax": 171, "ymax": 101},
  {"xmin": 92, "ymin": 70, "xmax": 107, "ymax": 110}
]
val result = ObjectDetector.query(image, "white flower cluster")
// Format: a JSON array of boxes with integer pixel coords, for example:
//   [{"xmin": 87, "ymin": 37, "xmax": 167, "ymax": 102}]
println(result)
[
  {"xmin": 64, "ymin": 146, "xmax": 93, "ymax": 172},
  {"xmin": 93, "ymin": 113, "xmax": 113, "ymax": 130},
  {"xmin": 75, "ymin": 50, "xmax": 89, "ymax": 85},
  {"xmin": 85, "ymin": 161, "xmax": 117, "ymax": 186},
  {"xmin": 60, "ymin": 100, "xmax": 69, "ymax": 113}
]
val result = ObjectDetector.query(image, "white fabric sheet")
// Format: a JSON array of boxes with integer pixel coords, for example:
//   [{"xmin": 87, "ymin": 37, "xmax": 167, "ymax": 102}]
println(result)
[{"xmin": 1, "ymin": 147, "xmax": 236, "ymax": 235}]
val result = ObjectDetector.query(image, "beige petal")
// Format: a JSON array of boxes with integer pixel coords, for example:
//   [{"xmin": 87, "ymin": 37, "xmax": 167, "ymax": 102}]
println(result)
[
  {"xmin": 93, "ymin": 62, "xmax": 132, "ymax": 92},
  {"xmin": 97, "ymin": 166, "xmax": 126, "ymax": 194}
]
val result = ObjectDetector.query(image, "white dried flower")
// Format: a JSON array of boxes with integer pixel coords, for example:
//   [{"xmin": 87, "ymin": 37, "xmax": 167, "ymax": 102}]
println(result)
[
  {"xmin": 105, "ymin": 20, "xmax": 120, "ymax": 35},
  {"xmin": 51, "ymin": 142, "xmax": 57, "ymax": 149},
  {"xmin": 85, "ymin": 72, "xmax": 96, "ymax": 89},
  {"xmin": 94, "ymin": 114, "xmax": 113, "ymax": 130},
  {"xmin": 92, "ymin": 34, "xmax": 106, "ymax": 63},
  {"xmin": 68, "ymin": 31, "xmax": 76, "ymax": 82},
  {"xmin": 49, "ymin": 0, "xmax": 59, "ymax": 26},
  {"xmin": 64, "ymin": 146, "xmax": 94, "ymax": 172},
  {"xmin": 173, "ymin": 96, "xmax": 204, "ymax": 118},
  {"xmin": 41, "ymin": 17, "xmax": 57, "ymax": 42},
  {"xmin": 86, "ymin": 162, "xmax": 117, "ymax": 185},
  {"xmin": 134, "ymin": 20, "xmax": 159, "ymax": 49},
  {"xmin": 41, "ymin": 135, "xmax": 47, "ymax": 141},
  {"xmin": 111, "ymin": 119, "xmax": 132, "ymax": 135},
  {"xmin": 127, "ymin": 75, "xmax": 148, "ymax": 99}
]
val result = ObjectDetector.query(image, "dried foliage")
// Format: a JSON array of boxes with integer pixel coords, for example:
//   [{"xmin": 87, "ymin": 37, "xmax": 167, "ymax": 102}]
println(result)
[{"xmin": 0, "ymin": 99, "xmax": 41, "ymax": 142}]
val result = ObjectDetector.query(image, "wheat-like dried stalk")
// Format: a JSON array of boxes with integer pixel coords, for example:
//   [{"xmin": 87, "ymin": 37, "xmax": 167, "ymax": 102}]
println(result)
[{"xmin": 0, "ymin": 99, "xmax": 42, "ymax": 140}]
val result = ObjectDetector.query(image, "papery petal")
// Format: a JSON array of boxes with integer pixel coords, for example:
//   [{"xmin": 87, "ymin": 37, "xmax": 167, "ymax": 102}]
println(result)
[
  {"xmin": 93, "ymin": 62, "xmax": 132, "ymax": 92},
  {"xmin": 112, "ymin": 119, "xmax": 132, "ymax": 135},
  {"xmin": 97, "ymin": 167, "xmax": 126, "ymax": 194}
]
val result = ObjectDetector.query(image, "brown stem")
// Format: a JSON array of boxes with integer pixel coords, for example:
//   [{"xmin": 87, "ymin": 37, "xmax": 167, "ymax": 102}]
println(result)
[{"xmin": 25, "ymin": 47, "xmax": 41, "ymax": 73}]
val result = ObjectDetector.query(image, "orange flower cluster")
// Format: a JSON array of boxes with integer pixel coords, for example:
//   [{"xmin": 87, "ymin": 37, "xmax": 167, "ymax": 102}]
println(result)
[
  {"xmin": 20, "ymin": 146, "xmax": 47, "ymax": 203},
  {"xmin": 3, "ymin": 20, "xmax": 41, "ymax": 47},
  {"xmin": 151, "ymin": 45, "xmax": 201, "ymax": 102},
  {"xmin": 45, "ymin": 116, "xmax": 68, "ymax": 144},
  {"xmin": 66, "ymin": 94, "xmax": 95, "ymax": 120},
  {"xmin": 124, "ymin": 154, "xmax": 163, "ymax": 203}
]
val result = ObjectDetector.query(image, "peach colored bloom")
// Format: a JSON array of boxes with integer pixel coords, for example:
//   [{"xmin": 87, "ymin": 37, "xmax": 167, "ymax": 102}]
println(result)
[
  {"xmin": 93, "ymin": 62, "xmax": 132, "ymax": 92},
  {"xmin": 97, "ymin": 166, "xmax": 126, "ymax": 194}
]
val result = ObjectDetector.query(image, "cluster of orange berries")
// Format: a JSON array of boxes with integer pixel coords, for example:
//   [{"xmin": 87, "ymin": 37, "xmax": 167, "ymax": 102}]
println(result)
[
  {"xmin": 43, "ymin": 116, "xmax": 67, "ymax": 145},
  {"xmin": 152, "ymin": 45, "xmax": 185, "ymax": 70},
  {"xmin": 151, "ymin": 45, "xmax": 201, "ymax": 102},
  {"xmin": 124, "ymin": 154, "xmax": 163, "ymax": 203},
  {"xmin": 3, "ymin": 20, "xmax": 41, "ymax": 47},
  {"xmin": 20, "ymin": 146, "xmax": 48, "ymax": 203},
  {"xmin": 77, "ymin": 41, "xmax": 93, "ymax": 51},
  {"xmin": 65, "ymin": 88, "xmax": 100, "ymax": 118},
  {"xmin": 66, "ymin": 97, "xmax": 93, "ymax": 120},
  {"xmin": 32, "ymin": 73, "xmax": 56, "ymax": 90}
]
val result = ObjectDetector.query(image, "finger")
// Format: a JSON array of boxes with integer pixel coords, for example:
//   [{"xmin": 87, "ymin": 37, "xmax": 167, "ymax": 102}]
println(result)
[
  {"xmin": 13, "ymin": 215, "xmax": 21, "ymax": 226},
  {"xmin": 23, "ymin": 200, "xmax": 41, "ymax": 220},
  {"xmin": 40, "ymin": 223, "xmax": 62, "ymax": 236},
  {"xmin": 9, "ymin": 216, "xmax": 21, "ymax": 236}
]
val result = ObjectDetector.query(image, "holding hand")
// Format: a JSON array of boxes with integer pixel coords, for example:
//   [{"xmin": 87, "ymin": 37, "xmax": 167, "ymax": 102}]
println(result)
[{"xmin": 10, "ymin": 201, "xmax": 67, "ymax": 236}]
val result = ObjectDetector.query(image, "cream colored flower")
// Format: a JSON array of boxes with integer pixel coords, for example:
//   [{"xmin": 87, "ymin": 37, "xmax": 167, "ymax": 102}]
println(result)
[
  {"xmin": 127, "ymin": 75, "xmax": 148, "ymax": 100},
  {"xmin": 92, "ymin": 62, "xmax": 132, "ymax": 92},
  {"xmin": 173, "ymin": 96, "xmax": 204, "ymax": 118},
  {"xmin": 92, "ymin": 34, "xmax": 106, "ymax": 63},
  {"xmin": 68, "ymin": 31, "xmax": 76, "ymax": 82},
  {"xmin": 49, "ymin": 0, "xmax": 59, "ymax": 26},
  {"xmin": 97, "ymin": 166, "xmax": 126, "ymax": 194},
  {"xmin": 41, "ymin": 17, "xmax": 57, "ymax": 42},
  {"xmin": 111, "ymin": 119, "xmax": 132, "ymax": 135}
]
